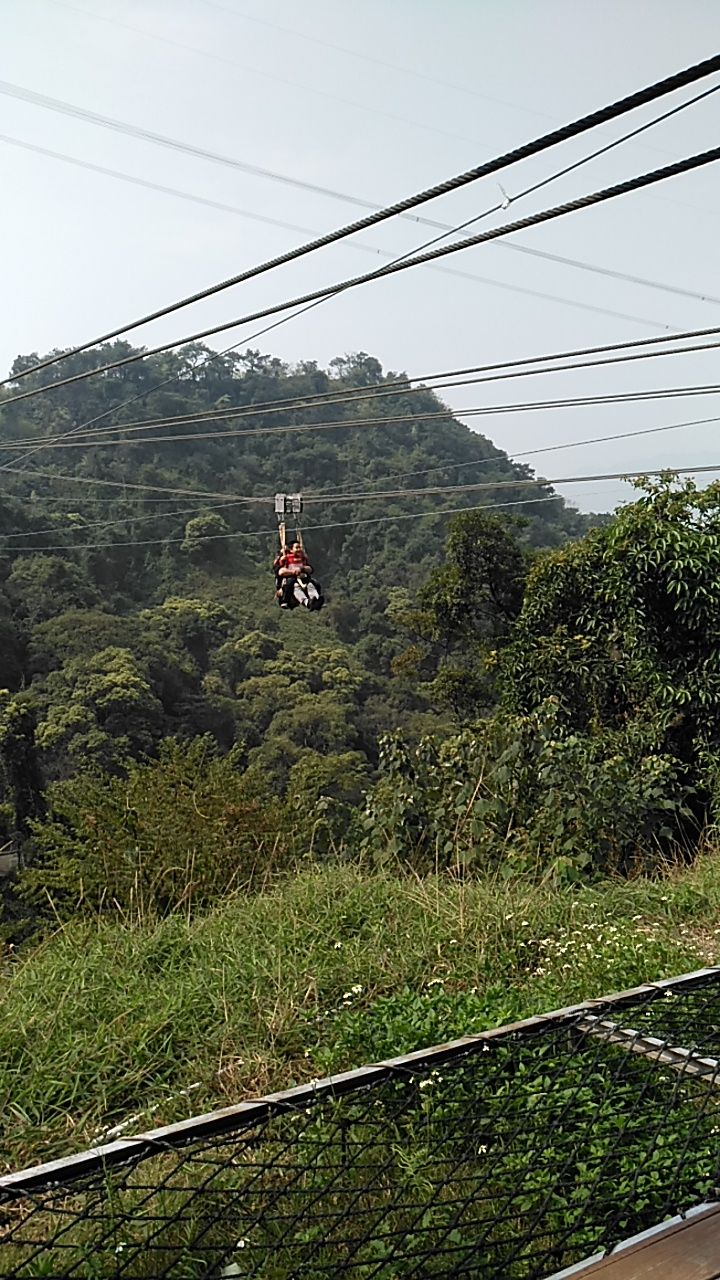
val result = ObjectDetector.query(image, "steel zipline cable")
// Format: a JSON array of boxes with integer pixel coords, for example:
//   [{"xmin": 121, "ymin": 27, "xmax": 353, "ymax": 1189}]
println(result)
[
  {"xmin": 0, "ymin": 128, "xmax": 616, "ymax": 467},
  {"xmin": 0, "ymin": 464, "xmax": 246, "ymax": 502},
  {"xmin": 3, "ymin": 407, "xmax": 719, "ymax": 508},
  {"xmin": 3, "ymin": 82, "xmax": 717, "ymax": 394},
  {"xmin": 6, "ymin": 81, "xmax": 716, "ymax": 474},
  {"xmin": 4, "ymin": 93, "xmax": 720, "ymax": 315},
  {"xmin": 4, "ymin": 494, "xmax": 569, "ymax": 551},
  {"xmin": 5, "ymin": 464, "xmax": 720, "ymax": 553},
  {"xmin": 14, "ymin": 321, "xmax": 720, "ymax": 448},
  {"xmin": 0, "ymin": 299, "xmax": 370, "ymax": 474},
  {"xmin": 9, "ymin": 329, "xmax": 720, "ymax": 451},
  {"xmin": 7, "ymin": 380, "xmax": 720, "ymax": 452},
  {"xmin": 5, "ymin": 143, "xmax": 720, "ymax": 411},
  {"xmin": 323, "ymin": 413, "xmax": 720, "ymax": 494},
  {"xmin": 9, "ymin": 412, "xmax": 720, "ymax": 539},
  {"xmin": 307, "ymin": 466, "xmax": 720, "ymax": 506},
  {"xmin": 2, "ymin": 138, "xmax": 676, "ymax": 335},
  {"xmin": 0, "ymin": 281, "xmax": 699, "ymax": 478},
  {"xmin": 1, "ymin": 497, "xmax": 251, "ymax": 540},
  {"xmin": 4, "ymin": 52, "xmax": 720, "ymax": 388}
]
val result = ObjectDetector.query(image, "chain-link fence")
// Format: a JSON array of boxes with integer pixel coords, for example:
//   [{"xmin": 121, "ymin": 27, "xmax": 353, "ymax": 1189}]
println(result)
[{"xmin": 2, "ymin": 967, "xmax": 720, "ymax": 1279}]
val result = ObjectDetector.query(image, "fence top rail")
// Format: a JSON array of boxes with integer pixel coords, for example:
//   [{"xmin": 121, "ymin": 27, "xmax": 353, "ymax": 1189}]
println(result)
[{"xmin": 1, "ymin": 964, "xmax": 718, "ymax": 1197}]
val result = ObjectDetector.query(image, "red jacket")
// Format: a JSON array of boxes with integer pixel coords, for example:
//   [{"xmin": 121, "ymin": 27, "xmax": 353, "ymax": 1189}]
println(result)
[{"xmin": 275, "ymin": 548, "xmax": 312, "ymax": 574}]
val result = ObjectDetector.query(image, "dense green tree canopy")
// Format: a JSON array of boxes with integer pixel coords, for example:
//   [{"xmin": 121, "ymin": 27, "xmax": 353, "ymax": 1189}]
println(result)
[
  {"xmin": 393, "ymin": 510, "xmax": 529, "ymax": 718},
  {"xmin": 361, "ymin": 479, "xmax": 720, "ymax": 882},
  {"xmin": 0, "ymin": 341, "xmax": 598, "ymax": 870}
]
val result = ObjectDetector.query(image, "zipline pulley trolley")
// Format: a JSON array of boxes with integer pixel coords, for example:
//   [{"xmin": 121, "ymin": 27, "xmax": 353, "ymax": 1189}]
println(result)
[{"xmin": 274, "ymin": 492, "xmax": 304, "ymax": 549}]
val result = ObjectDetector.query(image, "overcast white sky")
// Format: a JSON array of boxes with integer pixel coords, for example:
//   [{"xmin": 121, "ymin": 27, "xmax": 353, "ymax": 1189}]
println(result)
[{"xmin": 2, "ymin": 0, "xmax": 720, "ymax": 510}]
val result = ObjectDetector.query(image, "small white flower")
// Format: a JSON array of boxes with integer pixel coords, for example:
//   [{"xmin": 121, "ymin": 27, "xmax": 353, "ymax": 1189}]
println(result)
[
  {"xmin": 333, "ymin": 941, "xmax": 343, "ymax": 949},
  {"xmin": 478, "ymin": 1144, "xmax": 488, "ymax": 1155}
]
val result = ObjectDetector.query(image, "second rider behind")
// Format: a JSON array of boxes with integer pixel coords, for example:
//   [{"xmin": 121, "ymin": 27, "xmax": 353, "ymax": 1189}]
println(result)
[{"xmin": 274, "ymin": 539, "xmax": 315, "ymax": 609}]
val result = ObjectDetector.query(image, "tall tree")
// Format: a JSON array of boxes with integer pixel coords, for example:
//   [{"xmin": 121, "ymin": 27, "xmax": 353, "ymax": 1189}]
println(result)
[{"xmin": 393, "ymin": 511, "xmax": 528, "ymax": 719}]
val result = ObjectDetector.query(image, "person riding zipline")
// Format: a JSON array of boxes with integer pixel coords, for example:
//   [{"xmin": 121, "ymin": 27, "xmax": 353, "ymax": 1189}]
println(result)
[
  {"xmin": 273, "ymin": 494, "xmax": 324, "ymax": 611},
  {"xmin": 274, "ymin": 539, "xmax": 321, "ymax": 609}
]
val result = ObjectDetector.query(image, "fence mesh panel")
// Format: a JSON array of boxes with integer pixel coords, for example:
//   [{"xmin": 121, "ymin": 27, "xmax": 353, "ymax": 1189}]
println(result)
[{"xmin": 2, "ymin": 972, "xmax": 720, "ymax": 1278}]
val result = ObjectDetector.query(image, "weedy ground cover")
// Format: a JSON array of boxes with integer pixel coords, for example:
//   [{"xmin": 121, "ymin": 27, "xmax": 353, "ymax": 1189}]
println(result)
[{"xmin": 3, "ymin": 855, "xmax": 720, "ymax": 1173}]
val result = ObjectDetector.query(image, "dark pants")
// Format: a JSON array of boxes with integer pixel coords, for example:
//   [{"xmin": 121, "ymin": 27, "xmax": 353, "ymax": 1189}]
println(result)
[{"xmin": 278, "ymin": 575, "xmax": 297, "ymax": 606}]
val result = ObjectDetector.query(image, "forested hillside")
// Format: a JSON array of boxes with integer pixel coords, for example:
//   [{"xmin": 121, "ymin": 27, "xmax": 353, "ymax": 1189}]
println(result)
[
  {"xmin": 0, "ymin": 343, "xmax": 591, "ymax": 825},
  {"xmin": 5, "ymin": 329, "xmax": 720, "ymax": 1228}
]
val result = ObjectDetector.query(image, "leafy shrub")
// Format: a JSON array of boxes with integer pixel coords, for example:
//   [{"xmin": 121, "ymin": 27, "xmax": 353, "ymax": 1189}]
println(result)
[
  {"xmin": 503, "ymin": 478, "xmax": 720, "ymax": 799},
  {"xmin": 360, "ymin": 703, "xmax": 693, "ymax": 879},
  {"xmin": 36, "ymin": 645, "xmax": 165, "ymax": 774},
  {"xmin": 18, "ymin": 737, "xmax": 298, "ymax": 921},
  {"xmin": 391, "ymin": 510, "xmax": 528, "ymax": 719},
  {"xmin": 361, "ymin": 479, "xmax": 720, "ymax": 880}
]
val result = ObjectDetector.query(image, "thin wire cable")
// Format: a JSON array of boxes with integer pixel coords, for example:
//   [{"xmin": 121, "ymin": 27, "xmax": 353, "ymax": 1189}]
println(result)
[
  {"xmin": 10, "ymin": 410, "xmax": 720, "ymax": 521},
  {"xmin": 500, "ymin": 240, "xmax": 720, "ymax": 303},
  {"xmin": 5, "ymin": 464, "xmax": 719, "ymax": 552},
  {"xmin": 5, "ymin": 54, "xmax": 720, "ymax": 386},
  {"xmin": 2, "ymin": 498, "xmax": 249, "ymax": 539},
  {"xmin": 8, "ymin": 75, "xmax": 720, "ymax": 396},
  {"xmin": 4, "ymin": 81, "xmax": 713, "ymax": 401},
  {"xmin": 10, "ymin": 70, "xmax": 713, "ymax": 331},
  {"xmin": 19, "ymin": 330, "xmax": 720, "ymax": 448},
  {"xmin": 326, "ymin": 412, "xmax": 720, "ymax": 493},
  {"xmin": 5, "ymin": 339, "xmax": 720, "ymax": 514},
  {"xmin": 6, "ymin": 94, "xmax": 708, "ymax": 476},
  {"xmin": 0, "ymin": 465, "xmax": 250, "ymax": 501},
  {"xmin": 21, "ymin": 322, "xmax": 720, "ymax": 449},
  {"xmin": 5, "ymin": 489, "xmax": 558, "ymax": 539},
  {"xmin": 302, "ymin": 463, "xmax": 720, "ymax": 507},
  {"xmin": 0, "ymin": 454, "xmax": 658, "ymax": 512},
  {"xmin": 6, "ymin": 141, "xmax": 720, "ymax": 410},
  {"xmin": 0, "ymin": 154, "xmax": 523, "ymax": 466},
  {"xmin": 0, "ymin": 496, "xmax": 575, "ymax": 553},
  {"xmin": 0, "ymin": 132, "xmax": 691, "ymax": 332},
  {"xmin": 0, "ymin": 296, "xmax": 347, "ymax": 473},
  {"xmin": 200, "ymin": 0, "xmax": 564, "ymax": 117},
  {"xmin": 12, "ymin": 381, "xmax": 720, "ymax": 453},
  {"xmin": 13, "ymin": 493, "xmax": 218, "ymax": 504},
  {"xmin": 47, "ymin": 0, "xmax": 494, "ymax": 155},
  {"xmin": 15, "ymin": 412, "xmax": 720, "ymax": 516},
  {"xmin": 370, "ymin": 80, "xmax": 720, "ymax": 303}
]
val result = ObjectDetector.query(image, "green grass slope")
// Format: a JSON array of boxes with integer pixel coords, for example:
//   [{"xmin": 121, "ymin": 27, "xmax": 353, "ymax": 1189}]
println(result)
[{"xmin": 3, "ymin": 858, "xmax": 719, "ymax": 1173}]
